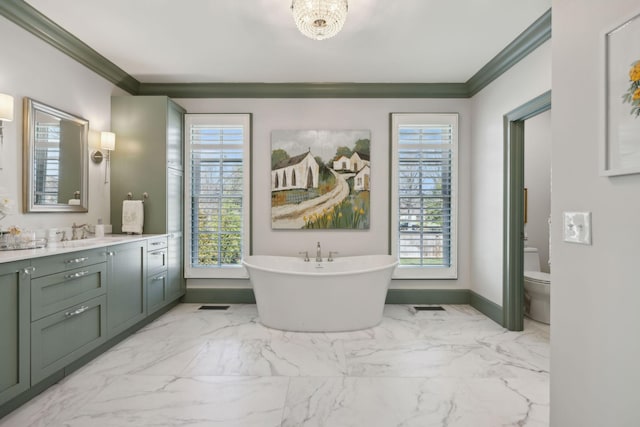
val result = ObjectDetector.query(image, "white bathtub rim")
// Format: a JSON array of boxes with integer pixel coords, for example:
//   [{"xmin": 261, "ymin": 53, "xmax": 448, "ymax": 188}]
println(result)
[{"xmin": 242, "ymin": 255, "xmax": 398, "ymax": 278}]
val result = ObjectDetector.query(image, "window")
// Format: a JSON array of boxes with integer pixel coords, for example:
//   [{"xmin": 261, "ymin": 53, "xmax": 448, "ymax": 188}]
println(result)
[
  {"xmin": 185, "ymin": 114, "xmax": 251, "ymax": 278},
  {"xmin": 391, "ymin": 113, "xmax": 458, "ymax": 279}
]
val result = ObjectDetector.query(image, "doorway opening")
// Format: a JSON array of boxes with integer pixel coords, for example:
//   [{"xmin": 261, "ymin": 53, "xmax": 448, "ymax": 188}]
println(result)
[{"xmin": 503, "ymin": 91, "xmax": 551, "ymax": 331}]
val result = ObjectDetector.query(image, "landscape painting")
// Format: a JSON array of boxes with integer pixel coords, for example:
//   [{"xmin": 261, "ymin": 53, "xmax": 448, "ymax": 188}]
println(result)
[{"xmin": 271, "ymin": 130, "xmax": 371, "ymax": 229}]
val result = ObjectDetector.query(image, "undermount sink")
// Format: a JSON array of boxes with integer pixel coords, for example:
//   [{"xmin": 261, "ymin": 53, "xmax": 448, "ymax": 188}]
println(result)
[{"xmin": 51, "ymin": 237, "xmax": 116, "ymax": 249}]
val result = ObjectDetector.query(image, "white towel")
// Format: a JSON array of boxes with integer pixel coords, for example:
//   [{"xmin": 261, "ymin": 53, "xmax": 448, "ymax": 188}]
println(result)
[{"xmin": 122, "ymin": 200, "xmax": 144, "ymax": 234}]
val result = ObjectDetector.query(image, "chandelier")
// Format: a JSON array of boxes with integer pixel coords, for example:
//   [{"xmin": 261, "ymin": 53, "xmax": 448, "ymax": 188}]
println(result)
[{"xmin": 291, "ymin": 0, "xmax": 348, "ymax": 41}]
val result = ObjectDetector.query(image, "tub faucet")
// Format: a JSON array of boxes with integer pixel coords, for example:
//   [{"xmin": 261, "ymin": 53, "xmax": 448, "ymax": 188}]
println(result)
[{"xmin": 316, "ymin": 241, "xmax": 322, "ymax": 262}]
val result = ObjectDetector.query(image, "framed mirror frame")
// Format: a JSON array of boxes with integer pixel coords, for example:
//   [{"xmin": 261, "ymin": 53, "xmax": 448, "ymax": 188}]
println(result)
[{"xmin": 23, "ymin": 97, "xmax": 89, "ymax": 212}]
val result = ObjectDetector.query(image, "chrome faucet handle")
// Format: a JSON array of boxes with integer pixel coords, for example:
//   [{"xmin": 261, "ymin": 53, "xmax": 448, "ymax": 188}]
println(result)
[
  {"xmin": 327, "ymin": 251, "xmax": 338, "ymax": 262},
  {"xmin": 298, "ymin": 251, "xmax": 310, "ymax": 262},
  {"xmin": 81, "ymin": 225, "xmax": 93, "ymax": 239},
  {"xmin": 56, "ymin": 230, "xmax": 68, "ymax": 242}
]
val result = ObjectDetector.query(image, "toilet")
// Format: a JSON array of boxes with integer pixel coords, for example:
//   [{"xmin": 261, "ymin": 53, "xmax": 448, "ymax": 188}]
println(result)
[{"xmin": 523, "ymin": 247, "xmax": 550, "ymax": 324}]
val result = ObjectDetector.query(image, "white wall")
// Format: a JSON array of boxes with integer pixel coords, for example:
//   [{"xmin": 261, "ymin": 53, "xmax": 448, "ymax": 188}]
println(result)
[
  {"xmin": 469, "ymin": 40, "xmax": 552, "ymax": 305},
  {"xmin": 178, "ymin": 98, "xmax": 472, "ymax": 290},
  {"xmin": 524, "ymin": 110, "xmax": 552, "ymax": 272},
  {"xmin": 0, "ymin": 16, "xmax": 123, "ymax": 237},
  {"xmin": 551, "ymin": 1, "xmax": 640, "ymax": 425}
]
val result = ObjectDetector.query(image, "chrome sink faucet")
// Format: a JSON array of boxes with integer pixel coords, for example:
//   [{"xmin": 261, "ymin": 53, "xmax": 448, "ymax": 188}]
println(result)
[{"xmin": 316, "ymin": 241, "xmax": 322, "ymax": 262}]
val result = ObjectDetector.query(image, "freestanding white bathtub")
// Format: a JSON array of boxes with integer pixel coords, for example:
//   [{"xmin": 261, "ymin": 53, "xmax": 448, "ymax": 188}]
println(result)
[{"xmin": 242, "ymin": 255, "xmax": 398, "ymax": 332}]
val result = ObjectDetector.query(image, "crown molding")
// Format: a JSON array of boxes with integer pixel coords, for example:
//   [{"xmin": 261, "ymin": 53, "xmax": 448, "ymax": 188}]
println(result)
[
  {"xmin": 0, "ymin": 0, "xmax": 140, "ymax": 94},
  {"xmin": 1, "ymin": 1, "xmax": 550, "ymax": 99},
  {"xmin": 466, "ymin": 8, "xmax": 551, "ymax": 97},
  {"xmin": 137, "ymin": 82, "xmax": 469, "ymax": 98}
]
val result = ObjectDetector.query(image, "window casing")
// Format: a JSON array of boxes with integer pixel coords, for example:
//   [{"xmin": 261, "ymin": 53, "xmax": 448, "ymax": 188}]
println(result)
[
  {"xmin": 184, "ymin": 114, "xmax": 251, "ymax": 278},
  {"xmin": 391, "ymin": 113, "xmax": 458, "ymax": 279}
]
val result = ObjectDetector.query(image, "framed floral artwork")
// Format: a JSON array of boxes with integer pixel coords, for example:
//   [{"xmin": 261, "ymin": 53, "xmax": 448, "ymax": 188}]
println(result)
[{"xmin": 602, "ymin": 12, "xmax": 640, "ymax": 176}]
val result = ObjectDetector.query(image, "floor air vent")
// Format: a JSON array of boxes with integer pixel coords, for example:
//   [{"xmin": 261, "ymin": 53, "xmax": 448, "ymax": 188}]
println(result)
[
  {"xmin": 414, "ymin": 306, "xmax": 445, "ymax": 311},
  {"xmin": 199, "ymin": 305, "xmax": 230, "ymax": 311}
]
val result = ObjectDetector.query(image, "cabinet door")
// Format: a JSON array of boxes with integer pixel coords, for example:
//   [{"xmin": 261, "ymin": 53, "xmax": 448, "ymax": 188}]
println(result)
[
  {"xmin": 107, "ymin": 241, "xmax": 146, "ymax": 337},
  {"xmin": 31, "ymin": 295, "xmax": 106, "ymax": 385},
  {"xmin": 167, "ymin": 99, "xmax": 184, "ymax": 170},
  {"xmin": 147, "ymin": 271, "xmax": 167, "ymax": 315},
  {"xmin": 0, "ymin": 261, "xmax": 31, "ymax": 405},
  {"xmin": 167, "ymin": 234, "xmax": 184, "ymax": 301},
  {"xmin": 167, "ymin": 167, "xmax": 183, "ymax": 233}
]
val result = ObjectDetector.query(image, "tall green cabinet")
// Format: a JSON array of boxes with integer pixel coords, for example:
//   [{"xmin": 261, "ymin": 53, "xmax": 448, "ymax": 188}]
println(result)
[
  {"xmin": 0, "ymin": 261, "xmax": 30, "ymax": 406},
  {"xmin": 110, "ymin": 96, "xmax": 186, "ymax": 305}
]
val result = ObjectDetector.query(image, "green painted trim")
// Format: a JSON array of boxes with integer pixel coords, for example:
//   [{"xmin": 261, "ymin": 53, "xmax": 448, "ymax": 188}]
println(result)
[
  {"xmin": 502, "ymin": 90, "xmax": 551, "ymax": 331},
  {"xmin": 184, "ymin": 287, "xmax": 471, "ymax": 305},
  {"xmin": 138, "ymin": 82, "xmax": 469, "ymax": 99},
  {"xmin": 183, "ymin": 288, "xmax": 256, "ymax": 304},
  {"xmin": 467, "ymin": 9, "xmax": 551, "ymax": 97},
  {"xmin": 469, "ymin": 291, "xmax": 503, "ymax": 326},
  {"xmin": 1, "ymin": 3, "xmax": 550, "ymax": 99},
  {"xmin": 385, "ymin": 289, "xmax": 470, "ymax": 305},
  {"xmin": 0, "ymin": 0, "xmax": 139, "ymax": 94},
  {"xmin": 506, "ymin": 90, "xmax": 552, "ymax": 121}
]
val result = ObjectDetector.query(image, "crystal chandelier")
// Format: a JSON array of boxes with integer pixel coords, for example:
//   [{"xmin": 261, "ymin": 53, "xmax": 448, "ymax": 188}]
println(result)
[{"xmin": 291, "ymin": 0, "xmax": 348, "ymax": 41}]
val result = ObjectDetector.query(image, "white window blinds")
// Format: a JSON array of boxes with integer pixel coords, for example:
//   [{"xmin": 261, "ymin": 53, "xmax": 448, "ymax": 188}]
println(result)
[
  {"xmin": 391, "ymin": 113, "xmax": 458, "ymax": 279},
  {"xmin": 185, "ymin": 114, "xmax": 251, "ymax": 278},
  {"xmin": 34, "ymin": 123, "xmax": 60, "ymax": 205}
]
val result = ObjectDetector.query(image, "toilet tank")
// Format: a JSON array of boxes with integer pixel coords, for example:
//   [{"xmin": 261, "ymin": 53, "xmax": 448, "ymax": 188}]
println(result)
[{"xmin": 524, "ymin": 247, "xmax": 541, "ymax": 271}]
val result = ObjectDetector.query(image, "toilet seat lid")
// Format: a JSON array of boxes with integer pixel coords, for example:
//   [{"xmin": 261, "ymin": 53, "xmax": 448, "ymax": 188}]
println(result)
[{"xmin": 524, "ymin": 271, "xmax": 550, "ymax": 284}]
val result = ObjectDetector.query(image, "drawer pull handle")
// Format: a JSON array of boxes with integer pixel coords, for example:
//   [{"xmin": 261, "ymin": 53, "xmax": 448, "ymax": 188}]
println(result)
[
  {"xmin": 106, "ymin": 251, "xmax": 115, "ymax": 257},
  {"xmin": 151, "ymin": 242, "xmax": 164, "ymax": 246},
  {"xmin": 65, "ymin": 256, "xmax": 89, "ymax": 264},
  {"xmin": 65, "ymin": 270, "xmax": 89, "ymax": 279},
  {"xmin": 153, "ymin": 276, "xmax": 165, "ymax": 281},
  {"xmin": 151, "ymin": 252, "xmax": 165, "ymax": 256},
  {"xmin": 65, "ymin": 305, "xmax": 90, "ymax": 318},
  {"xmin": 22, "ymin": 266, "xmax": 36, "ymax": 275}
]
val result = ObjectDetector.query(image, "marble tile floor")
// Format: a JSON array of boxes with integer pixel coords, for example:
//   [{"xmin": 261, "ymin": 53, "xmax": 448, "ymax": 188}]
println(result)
[{"xmin": 0, "ymin": 304, "xmax": 550, "ymax": 427}]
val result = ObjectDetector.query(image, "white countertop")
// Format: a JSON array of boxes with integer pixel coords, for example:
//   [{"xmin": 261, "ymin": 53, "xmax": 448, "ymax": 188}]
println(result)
[{"xmin": 0, "ymin": 234, "xmax": 167, "ymax": 264}]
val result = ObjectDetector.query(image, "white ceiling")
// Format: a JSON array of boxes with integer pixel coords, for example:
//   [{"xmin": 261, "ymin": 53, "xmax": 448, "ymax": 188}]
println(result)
[{"xmin": 25, "ymin": 0, "xmax": 551, "ymax": 84}]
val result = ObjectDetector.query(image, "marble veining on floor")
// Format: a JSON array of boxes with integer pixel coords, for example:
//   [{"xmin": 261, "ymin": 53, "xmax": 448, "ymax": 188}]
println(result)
[{"xmin": 0, "ymin": 304, "xmax": 549, "ymax": 427}]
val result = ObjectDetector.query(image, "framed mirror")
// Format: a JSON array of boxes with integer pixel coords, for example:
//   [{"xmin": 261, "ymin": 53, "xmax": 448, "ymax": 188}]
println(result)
[{"xmin": 23, "ymin": 98, "xmax": 89, "ymax": 212}]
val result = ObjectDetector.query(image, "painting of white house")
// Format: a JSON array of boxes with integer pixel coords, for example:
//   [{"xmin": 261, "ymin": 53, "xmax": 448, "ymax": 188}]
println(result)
[{"xmin": 271, "ymin": 130, "xmax": 371, "ymax": 229}]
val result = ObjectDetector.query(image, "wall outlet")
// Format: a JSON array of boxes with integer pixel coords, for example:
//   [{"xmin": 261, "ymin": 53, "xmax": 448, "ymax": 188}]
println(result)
[{"xmin": 563, "ymin": 211, "xmax": 592, "ymax": 245}]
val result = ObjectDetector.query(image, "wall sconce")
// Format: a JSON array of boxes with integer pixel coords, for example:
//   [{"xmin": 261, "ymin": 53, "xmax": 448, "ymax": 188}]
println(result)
[
  {"xmin": 91, "ymin": 131, "xmax": 116, "ymax": 183},
  {"xmin": 0, "ymin": 93, "xmax": 14, "ymax": 171}
]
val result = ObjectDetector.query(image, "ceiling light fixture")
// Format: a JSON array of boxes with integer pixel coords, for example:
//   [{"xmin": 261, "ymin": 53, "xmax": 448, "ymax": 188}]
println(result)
[{"xmin": 291, "ymin": 0, "xmax": 348, "ymax": 41}]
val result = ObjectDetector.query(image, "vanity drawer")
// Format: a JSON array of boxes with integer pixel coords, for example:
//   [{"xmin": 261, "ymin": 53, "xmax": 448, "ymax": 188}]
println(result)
[
  {"xmin": 31, "ymin": 248, "xmax": 107, "ymax": 278},
  {"xmin": 147, "ymin": 271, "xmax": 167, "ymax": 315},
  {"xmin": 147, "ymin": 248, "xmax": 168, "ymax": 276},
  {"xmin": 147, "ymin": 237, "xmax": 168, "ymax": 251},
  {"xmin": 31, "ymin": 295, "xmax": 107, "ymax": 385},
  {"xmin": 31, "ymin": 263, "xmax": 107, "ymax": 321}
]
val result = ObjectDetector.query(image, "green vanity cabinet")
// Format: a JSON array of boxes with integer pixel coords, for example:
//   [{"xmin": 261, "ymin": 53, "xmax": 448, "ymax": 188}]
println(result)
[
  {"xmin": 147, "ymin": 236, "xmax": 168, "ymax": 314},
  {"xmin": 110, "ymin": 95, "xmax": 186, "ymax": 306},
  {"xmin": 106, "ymin": 240, "xmax": 147, "ymax": 337},
  {"xmin": 30, "ymin": 296, "xmax": 106, "ymax": 385},
  {"xmin": 30, "ymin": 251, "xmax": 108, "ymax": 385},
  {"xmin": 0, "ymin": 261, "xmax": 31, "ymax": 406},
  {"xmin": 166, "ymin": 233, "xmax": 183, "ymax": 302}
]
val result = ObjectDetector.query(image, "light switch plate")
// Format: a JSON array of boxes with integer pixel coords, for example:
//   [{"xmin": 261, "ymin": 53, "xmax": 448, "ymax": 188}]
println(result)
[{"xmin": 563, "ymin": 211, "xmax": 592, "ymax": 245}]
